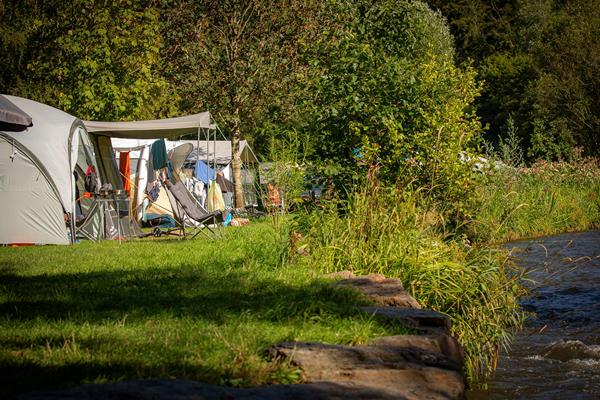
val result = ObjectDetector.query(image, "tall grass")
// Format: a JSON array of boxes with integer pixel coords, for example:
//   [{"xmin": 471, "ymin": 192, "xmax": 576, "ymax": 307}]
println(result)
[
  {"xmin": 473, "ymin": 157, "xmax": 600, "ymax": 242},
  {"xmin": 292, "ymin": 180, "xmax": 526, "ymax": 383}
]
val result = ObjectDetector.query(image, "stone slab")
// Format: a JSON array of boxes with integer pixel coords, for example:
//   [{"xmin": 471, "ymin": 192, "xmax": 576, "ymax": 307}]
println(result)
[
  {"xmin": 361, "ymin": 306, "xmax": 451, "ymax": 332},
  {"xmin": 334, "ymin": 275, "xmax": 421, "ymax": 309}
]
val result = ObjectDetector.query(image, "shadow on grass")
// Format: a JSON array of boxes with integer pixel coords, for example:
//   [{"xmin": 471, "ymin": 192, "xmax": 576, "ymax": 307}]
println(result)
[
  {"xmin": 0, "ymin": 265, "xmax": 371, "ymax": 398},
  {"xmin": 0, "ymin": 359, "xmax": 224, "ymax": 399},
  {"xmin": 0, "ymin": 266, "xmax": 363, "ymax": 323}
]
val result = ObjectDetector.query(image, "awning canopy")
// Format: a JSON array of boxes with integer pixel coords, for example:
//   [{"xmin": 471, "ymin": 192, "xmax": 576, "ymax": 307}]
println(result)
[
  {"xmin": 84, "ymin": 112, "xmax": 213, "ymax": 139},
  {"xmin": 0, "ymin": 95, "xmax": 33, "ymax": 128}
]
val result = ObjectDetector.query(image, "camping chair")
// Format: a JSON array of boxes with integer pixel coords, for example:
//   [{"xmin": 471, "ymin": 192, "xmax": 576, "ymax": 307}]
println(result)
[{"xmin": 165, "ymin": 179, "xmax": 225, "ymax": 239}]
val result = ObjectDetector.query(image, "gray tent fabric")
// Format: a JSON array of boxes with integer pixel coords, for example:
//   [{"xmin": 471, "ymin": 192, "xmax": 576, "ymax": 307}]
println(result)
[
  {"xmin": 0, "ymin": 95, "xmax": 33, "ymax": 127},
  {"xmin": 0, "ymin": 95, "xmax": 105, "ymax": 244},
  {"xmin": 0, "ymin": 95, "xmax": 79, "ymax": 214},
  {"xmin": 182, "ymin": 140, "xmax": 258, "ymax": 165},
  {"xmin": 0, "ymin": 136, "xmax": 68, "ymax": 244},
  {"xmin": 84, "ymin": 113, "xmax": 213, "ymax": 138}
]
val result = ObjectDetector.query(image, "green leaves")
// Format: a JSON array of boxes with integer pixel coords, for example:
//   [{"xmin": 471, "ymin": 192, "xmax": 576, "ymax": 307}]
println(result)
[
  {"xmin": 300, "ymin": 0, "xmax": 482, "ymax": 219},
  {"xmin": 5, "ymin": 0, "xmax": 175, "ymax": 121}
]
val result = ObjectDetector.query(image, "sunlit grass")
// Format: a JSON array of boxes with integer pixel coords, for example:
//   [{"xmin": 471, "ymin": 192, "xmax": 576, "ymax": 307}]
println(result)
[
  {"xmin": 0, "ymin": 222, "xmax": 405, "ymax": 398},
  {"xmin": 473, "ymin": 158, "xmax": 600, "ymax": 242}
]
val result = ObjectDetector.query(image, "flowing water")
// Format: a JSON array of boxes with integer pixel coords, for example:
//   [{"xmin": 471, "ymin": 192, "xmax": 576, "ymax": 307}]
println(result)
[{"xmin": 468, "ymin": 230, "xmax": 600, "ymax": 399}]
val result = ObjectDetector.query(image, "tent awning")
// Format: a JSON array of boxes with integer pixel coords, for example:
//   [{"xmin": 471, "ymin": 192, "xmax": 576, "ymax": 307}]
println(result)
[
  {"xmin": 84, "ymin": 112, "xmax": 213, "ymax": 139},
  {"xmin": 0, "ymin": 95, "xmax": 33, "ymax": 128}
]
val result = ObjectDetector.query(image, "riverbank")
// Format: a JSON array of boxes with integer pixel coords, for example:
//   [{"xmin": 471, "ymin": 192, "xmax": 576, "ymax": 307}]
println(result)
[
  {"xmin": 1, "ymin": 160, "xmax": 598, "ymax": 397},
  {"xmin": 291, "ymin": 157, "xmax": 600, "ymax": 384},
  {"xmin": 473, "ymin": 158, "xmax": 600, "ymax": 243}
]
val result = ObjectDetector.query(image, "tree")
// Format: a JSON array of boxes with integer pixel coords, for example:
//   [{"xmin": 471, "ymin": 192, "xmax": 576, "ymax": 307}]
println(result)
[
  {"xmin": 161, "ymin": 0, "xmax": 326, "ymax": 209},
  {"xmin": 522, "ymin": 0, "xmax": 600, "ymax": 158},
  {"xmin": 3, "ymin": 0, "xmax": 175, "ymax": 121},
  {"xmin": 300, "ymin": 0, "xmax": 482, "ymax": 215},
  {"xmin": 425, "ymin": 0, "xmax": 519, "ymax": 63}
]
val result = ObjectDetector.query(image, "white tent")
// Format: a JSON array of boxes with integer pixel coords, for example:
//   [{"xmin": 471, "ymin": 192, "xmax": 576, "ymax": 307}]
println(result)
[
  {"xmin": 85, "ymin": 113, "xmax": 213, "ymax": 138},
  {"xmin": 85, "ymin": 116, "xmax": 217, "ymax": 223},
  {"xmin": 84, "ymin": 114, "xmax": 214, "ymax": 188},
  {"xmin": 180, "ymin": 139, "xmax": 258, "ymax": 171},
  {"xmin": 0, "ymin": 95, "xmax": 102, "ymax": 244}
]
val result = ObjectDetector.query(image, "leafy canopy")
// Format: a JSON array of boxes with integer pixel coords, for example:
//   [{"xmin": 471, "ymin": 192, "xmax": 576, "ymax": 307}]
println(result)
[{"xmin": 300, "ymin": 0, "xmax": 482, "ymax": 213}]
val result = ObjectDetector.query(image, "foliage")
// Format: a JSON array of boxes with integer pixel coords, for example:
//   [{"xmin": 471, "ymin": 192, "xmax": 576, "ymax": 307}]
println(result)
[
  {"xmin": 472, "ymin": 155, "xmax": 600, "ymax": 243},
  {"xmin": 476, "ymin": 52, "xmax": 537, "ymax": 149},
  {"xmin": 6, "ymin": 0, "xmax": 175, "ymax": 120},
  {"xmin": 263, "ymin": 129, "xmax": 310, "ymax": 210},
  {"xmin": 300, "ymin": 0, "xmax": 482, "ymax": 218},
  {"xmin": 0, "ymin": 0, "xmax": 42, "ymax": 94},
  {"xmin": 291, "ymin": 175, "xmax": 526, "ymax": 383},
  {"xmin": 521, "ymin": 0, "xmax": 600, "ymax": 158},
  {"xmin": 160, "ymin": 0, "xmax": 323, "ymax": 129},
  {"xmin": 425, "ymin": 0, "xmax": 519, "ymax": 62},
  {"xmin": 0, "ymin": 222, "xmax": 407, "ymax": 398},
  {"xmin": 496, "ymin": 115, "xmax": 524, "ymax": 168},
  {"xmin": 427, "ymin": 0, "xmax": 600, "ymax": 159}
]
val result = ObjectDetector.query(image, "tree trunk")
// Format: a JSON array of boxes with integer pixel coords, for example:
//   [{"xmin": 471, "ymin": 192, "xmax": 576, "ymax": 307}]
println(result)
[{"xmin": 231, "ymin": 110, "xmax": 245, "ymax": 210}]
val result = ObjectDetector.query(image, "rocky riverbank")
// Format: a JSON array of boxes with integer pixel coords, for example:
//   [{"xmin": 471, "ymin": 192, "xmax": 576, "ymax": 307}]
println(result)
[{"xmin": 20, "ymin": 273, "xmax": 466, "ymax": 400}]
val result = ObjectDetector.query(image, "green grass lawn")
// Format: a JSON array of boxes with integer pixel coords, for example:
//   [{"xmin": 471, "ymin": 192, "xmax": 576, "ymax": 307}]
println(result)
[{"xmin": 0, "ymin": 222, "xmax": 403, "ymax": 398}]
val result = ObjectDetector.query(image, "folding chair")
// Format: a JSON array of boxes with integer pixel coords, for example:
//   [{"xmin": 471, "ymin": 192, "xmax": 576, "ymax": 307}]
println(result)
[{"xmin": 165, "ymin": 179, "xmax": 225, "ymax": 239}]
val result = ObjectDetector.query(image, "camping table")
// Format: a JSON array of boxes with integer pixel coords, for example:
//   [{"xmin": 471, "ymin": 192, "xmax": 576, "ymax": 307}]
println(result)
[{"xmin": 94, "ymin": 191, "xmax": 130, "ymax": 243}]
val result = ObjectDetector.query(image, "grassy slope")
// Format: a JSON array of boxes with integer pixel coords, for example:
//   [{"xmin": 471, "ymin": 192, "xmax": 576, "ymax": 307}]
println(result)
[{"xmin": 0, "ymin": 222, "xmax": 404, "ymax": 398}]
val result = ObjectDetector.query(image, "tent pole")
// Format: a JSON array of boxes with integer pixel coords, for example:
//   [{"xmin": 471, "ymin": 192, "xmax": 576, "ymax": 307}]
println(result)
[
  {"xmin": 205, "ymin": 128, "xmax": 209, "ymax": 185},
  {"xmin": 213, "ymin": 123, "xmax": 216, "ymax": 174},
  {"xmin": 68, "ymin": 138, "xmax": 76, "ymax": 244}
]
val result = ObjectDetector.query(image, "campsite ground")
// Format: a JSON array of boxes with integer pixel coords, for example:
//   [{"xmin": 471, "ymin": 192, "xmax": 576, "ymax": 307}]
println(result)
[{"xmin": 0, "ymin": 222, "xmax": 408, "ymax": 398}]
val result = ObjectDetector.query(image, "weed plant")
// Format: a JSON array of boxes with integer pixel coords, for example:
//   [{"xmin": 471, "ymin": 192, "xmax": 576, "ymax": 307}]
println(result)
[
  {"xmin": 0, "ymin": 223, "xmax": 407, "ymax": 398},
  {"xmin": 292, "ymin": 178, "xmax": 526, "ymax": 383},
  {"xmin": 473, "ymin": 157, "xmax": 600, "ymax": 242}
]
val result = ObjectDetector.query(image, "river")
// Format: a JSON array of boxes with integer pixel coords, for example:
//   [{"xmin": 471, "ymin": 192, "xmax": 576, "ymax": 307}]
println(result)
[{"xmin": 468, "ymin": 230, "xmax": 600, "ymax": 399}]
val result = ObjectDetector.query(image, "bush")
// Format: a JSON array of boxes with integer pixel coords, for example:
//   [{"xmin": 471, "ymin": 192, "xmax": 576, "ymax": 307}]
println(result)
[{"xmin": 300, "ymin": 0, "xmax": 482, "ymax": 220}]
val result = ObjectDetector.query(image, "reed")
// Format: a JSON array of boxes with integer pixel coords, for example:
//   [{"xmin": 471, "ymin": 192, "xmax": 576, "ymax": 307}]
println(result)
[
  {"xmin": 293, "ymin": 180, "xmax": 526, "ymax": 383},
  {"xmin": 473, "ymin": 157, "xmax": 600, "ymax": 242}
]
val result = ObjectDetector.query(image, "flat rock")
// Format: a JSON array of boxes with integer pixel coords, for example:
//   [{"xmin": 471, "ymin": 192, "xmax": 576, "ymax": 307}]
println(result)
[
  {"xmin": 361, "ymin": 306, "xmax": 451, "ymax": 332},
  {"xmin": 269, "ymin": 342, "xmax": 464, "ymax": 399},
  {"xmin": 269, "ymin": 341, "xmax": 462, "ymax": 374},
  {"xmin": 370, "ymin": 333, "xmax": 464, "ymax": 369},
  {"xmin": 334, "ymin": 275, "xmax": 421, "ymax": 309}
]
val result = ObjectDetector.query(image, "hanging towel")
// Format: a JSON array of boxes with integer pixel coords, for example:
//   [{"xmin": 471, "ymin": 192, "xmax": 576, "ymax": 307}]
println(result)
[
  {"xmin": 151, "ymin": 139, "xmax": 168, "ymax": 170},
  {"xmin": 119, "ymin": 151, "xmax": 131, "ymax": 195},
  {"xmin": 147, "ymin": 147, "xmax": 156, "ymax": 185},
  {"xmin": 207, "ymin": 180, "xmax": 225, "ymax": 212}
]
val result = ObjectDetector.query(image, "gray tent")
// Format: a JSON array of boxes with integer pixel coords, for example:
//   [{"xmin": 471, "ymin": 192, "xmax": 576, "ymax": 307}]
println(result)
[{"xmin": 0, "ymin": 95, "xmax": 102, "ymax": 244}]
